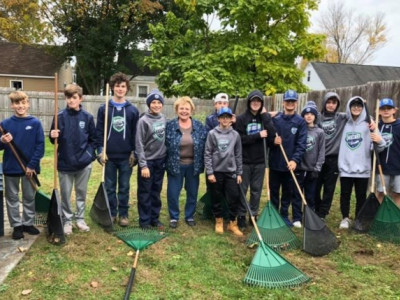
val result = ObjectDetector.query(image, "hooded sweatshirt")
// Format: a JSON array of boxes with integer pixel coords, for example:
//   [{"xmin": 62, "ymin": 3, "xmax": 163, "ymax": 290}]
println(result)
[
  {"xmin": 320, "ymin": 92, "xmax": 348, "ymax": 156},
  {"xmin": 96, "ymin": 99, "xmax": 139, "ymax": 160},
  {"xmin": 0, "ymin": 115, "xmax": 44, "ymax": 175},
  {"xmin": 135, "ymin": 111, "xmax": 167, "ymax": 168},
  {"xmin": 378, "ymin": 118, "xmax": 400, "ymax": 175},
  {"xmin": 338, "ymin": 96, "xmax": 386, "ymax": 178},
  {"xmin": 234, "ymin": 91, "xmax": 276, "ymax": 165},
  {"xmin": 204, "ymin": 126, "xmax": 242, "ymax": 175}
]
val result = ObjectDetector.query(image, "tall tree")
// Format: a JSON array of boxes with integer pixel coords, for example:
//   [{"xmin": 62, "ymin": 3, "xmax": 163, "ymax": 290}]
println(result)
[
  {"xmin": 41, "ymin": 0, "xmax": 164, "ymax": 95},
  {"xmin": 147, "ymin": 0, "xmax": 325, "ymax": 98},
  {"xmin": 0, "ymin": 0, "xmax": 52, "ymax": 43},
  {"xmin": 316, "ymin": 1, "xmax": 387, "ymax": 64}
]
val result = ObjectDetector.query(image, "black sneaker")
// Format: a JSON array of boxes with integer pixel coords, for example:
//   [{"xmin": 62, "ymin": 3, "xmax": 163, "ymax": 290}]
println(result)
[
  {"xmin": 185, "ymin": 219, "xmax": 196, "ymax": 227},
  {"xmin": 169, "ymin": 220, "xmax": 178, "ymax": 229},
  {"xmin": 23, "ymin": 225, "xmax": 40, "ymax": 235},
  {"xmin": 12, "ymin": 226, "xmax": 24, "ymax": 240},
  {"xmin": 151, "ymin": 220, "xmax": 165, "ymax": 229},
  {"xmin": 237, "ymin": 216, "xmax": 247, "ymax": 229}
]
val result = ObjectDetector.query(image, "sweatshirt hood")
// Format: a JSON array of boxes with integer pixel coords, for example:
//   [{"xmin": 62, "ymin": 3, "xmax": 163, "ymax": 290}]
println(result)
[
  {"xmin": 246, "ymin": 90, "xmax": 264, "ymax": 114},
  {"xmin": 346, "ymin": 96, "xmax": 367, "ymax": 124},
  {"xmin": 322, "ymin": 92, "xmax": 340, "ymax": 114}
]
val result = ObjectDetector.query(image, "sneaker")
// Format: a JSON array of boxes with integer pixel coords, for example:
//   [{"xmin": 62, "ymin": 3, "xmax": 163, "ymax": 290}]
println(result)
[
  {"xmin": 22, "ymin": 225, "xmax": 40, "ymax": 235},
  {"xmin": 76, "ymin": 220, "xmax": 90, "ymax": 232},
  {"xmin": 12, "ymin": 226, "xmax": 24, "ymax": 240},
  {"xmin": 283, "ymin": 217, "xmax": 293, "ymax": 227},
  {"xmin": 248, "ymin": 215, "xmax": 258, "ymax": 227},
  {"xmin": 293, "ymin": 221, "xmax": 302, "ymax": 228},
  {"xmin": 339, "ymin": 217, "xmax": 351, "ymax": 229},
  {"xmin": 63, "ymin": 223, "xmax": 73, "ymax": 235},
  {"xmin": 169, "ymin": 220, "xmax": 178, "ymax": 229},
  {"xmin": 119, "ymin": 217, "xmax": 129, "ymax": 227},
  {"xmin": 185, "ymin": 219, "xmax": 196, "ymax": 226},
  {"xmin": 151, "ymin": 220, "xmax": 165, "ymax": 229},
  {"xmin": 140, "ymin": 224, "xmax": 152, "ymax": 230},
  {"xmin": 237, "ymin": 216, "xmax": 247, "ymax": 229}
]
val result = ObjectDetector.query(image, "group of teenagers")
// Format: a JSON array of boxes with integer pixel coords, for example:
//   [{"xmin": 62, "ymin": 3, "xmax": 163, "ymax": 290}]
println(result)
[{"xmin": 1, "ymin": 71, "xmax": 399, "ymax": 240}]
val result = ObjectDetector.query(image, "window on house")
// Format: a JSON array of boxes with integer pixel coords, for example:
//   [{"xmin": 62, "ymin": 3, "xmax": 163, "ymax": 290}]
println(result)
[
  {"xmin": 137, "ymin": 85, "xmax": 149, "ymax": 98},
  {"xmin": 307, "ymin": 71, "xmax": 311, "ymax": 82},
  {"xmin": 10, "ymin": 80, "xmax": 23, "ymax": 90}
]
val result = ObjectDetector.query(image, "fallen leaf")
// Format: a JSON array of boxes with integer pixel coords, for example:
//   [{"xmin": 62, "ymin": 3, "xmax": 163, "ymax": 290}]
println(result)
[
  {"xmin": 117, "ymin": 240, "xmax": 123, "ymax": 244},
  {"xmin": 106, "ymin": 247, "xmax": 112, "ymax": 251},
  {"xmin": 377, "ymin": 243, "xmax": 382, "ymax": 248},
  {"xmin": 111, "ymin": 267, "xmax": 118, "ymax": 272},
  {"xmin": 90, "ymin": 281, "xmax": 99, "ymax": 288},
  {"xmin": 18, "ymin": 247, "xmax": 27, "ymax": 253},
  {"xmin": 21, "ymin": 289, "xmax": 32, "ymax": 295},
  {"xmin": 127, "ymin": 251, "xmax": 134, "ymax": 256}
]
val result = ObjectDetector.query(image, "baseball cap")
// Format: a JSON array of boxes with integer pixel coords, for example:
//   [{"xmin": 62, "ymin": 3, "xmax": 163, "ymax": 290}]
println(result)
[
  {"xmin": 379, "ymin": 98, "xmax": 395, "ymax": 108},
  {"xmin": 283, "ymin": 90, "xmax": 298, "ymax": 101},
  {"xmin": 217, "ymin": 107, "xmax": 233, "ymax": 117},
  {"xmin": 214, "ymin": 93, "xmax": 229, "ymax": 103}
]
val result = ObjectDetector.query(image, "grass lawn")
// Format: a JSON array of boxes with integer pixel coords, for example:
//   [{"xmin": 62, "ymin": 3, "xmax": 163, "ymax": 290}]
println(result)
[{"xmin": 1, "ymin": 140, "xmax": 400, "ymax": 299}]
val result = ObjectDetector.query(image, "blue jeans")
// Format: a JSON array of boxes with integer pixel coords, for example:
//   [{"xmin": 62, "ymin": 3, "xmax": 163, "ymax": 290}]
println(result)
[
  {"xmin": 167, "ymin": 164, "xmax": 199, "ymax": 221},
  {"xmin": 105, "ymin": 159, "xmax": 132, "ymax": 218},
  {"xmin": 137, "ymin": 158, "xmax": 165, "ymax": 226}
]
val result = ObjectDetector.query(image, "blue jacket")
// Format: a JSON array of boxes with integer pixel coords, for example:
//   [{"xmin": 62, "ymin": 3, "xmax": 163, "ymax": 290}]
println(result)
[
  {"xmin": 205, "ymin": 112, "xmax": 219, "ymax": 133},
  {"xmin": 96, "ymin": 100, "xmax": 139, "ymax": 160},
  {"xmin": 269, "ymin": 112, "xmax": 307, "ymax": 172},
  {"xmin": 165, "ymin": 118, "xmax": 207, "ymax": 176},
  {"xmin": 378, "ymin": 119, "xmax": 400, "ymax": 175},
  {"xmin": 49, "ymin": 106, "xmax": 97, "ymax": 172},
  {"xmin": 0, "ymin": 115, "xmax": 44, "ymax": 175}
]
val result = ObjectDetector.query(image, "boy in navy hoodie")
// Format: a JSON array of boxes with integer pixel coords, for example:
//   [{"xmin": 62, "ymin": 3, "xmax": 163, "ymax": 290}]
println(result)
[
  {"xmin": 50, "ymin": 84, "xmax": 97, "ymax": 235},
  {"xmin": 377, "ymin": 98, "xmax": 400, "ymax": 205},
  {"xmin": 0, "ymin": 91, "xmax": 44, "ymax": 239},
  {"xmin": 96, "ymin": 72, "xmax": 139, "ymax": 227},
  {"xmin": 269, "ymin": 90, "xmax": 307, "ymax": 227}
]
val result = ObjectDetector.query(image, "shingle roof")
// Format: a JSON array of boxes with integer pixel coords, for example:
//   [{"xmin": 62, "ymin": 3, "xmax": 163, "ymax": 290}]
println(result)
[
  {"xmin": 0, "ymin": 41, "xmax": 62, "ymax": 77},
  {"xmin": 311, "ymin": 62, "xmax": 400, "ymax": 89}
]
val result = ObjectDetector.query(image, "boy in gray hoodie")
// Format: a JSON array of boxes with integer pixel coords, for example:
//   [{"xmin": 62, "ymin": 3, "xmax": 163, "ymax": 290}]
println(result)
[
  {"xmin": 338, "ymin": 96, "xmax": 385, "ymax": 229},
  {"xmin": 293, "ymin": 101, "xmax": 325, "ymax": 227},
  {"xmin": 315, "ymin": 92, "xmax": 348, "ymax": 220},
  {"xmin": 204, "ymin": 107, "xmax": 243, "ymax": 237},
  {"xmin": 135, "ymin": 89, "xmax": 167, "ymax": 229}
]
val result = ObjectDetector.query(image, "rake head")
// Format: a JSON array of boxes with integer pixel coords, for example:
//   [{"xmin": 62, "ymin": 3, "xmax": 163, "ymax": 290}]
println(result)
[
  {"xmin": 244, "ymin": 242, "xmax": 310, "ymax": 288},
  {"xmin": 246, "ymin": 202, "xmax": 301, "ymax": 251},
  {"xmin": 90, "ymin": 182, "xmax": 113, "ymax": 231},
  {"xmin": 369, "ymin": 195, "xmax": 400, "ymax": 244},
  {"xmin": 353, "ymin": 192, "xmax": 380, "ymax": 233},
  {"xmin": 114, "ymin": 227, "xmax": 168, "ymax": 251}
]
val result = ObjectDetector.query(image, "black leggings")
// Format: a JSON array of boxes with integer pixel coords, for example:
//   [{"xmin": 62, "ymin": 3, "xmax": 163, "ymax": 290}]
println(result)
[{"xmin": 339, "ymin": 177, "xmax": 369, "ymax": 219}]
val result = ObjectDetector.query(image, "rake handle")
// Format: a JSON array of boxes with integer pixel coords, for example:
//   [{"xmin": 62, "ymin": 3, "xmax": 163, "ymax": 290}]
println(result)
[
  {"xmin": 0, "ymin": 125, "xmax": 38, "ymax": 191},
  {"xmin": 276, "ymin": 133, "xmax": 308, "ymax": 206},
  {"xmin": 124, "ymin": 249, "xmax": 140, "ymax": 300},
  {"xmin": 102, "ymin": 83, "xmax": 110, "ymax": 182}
]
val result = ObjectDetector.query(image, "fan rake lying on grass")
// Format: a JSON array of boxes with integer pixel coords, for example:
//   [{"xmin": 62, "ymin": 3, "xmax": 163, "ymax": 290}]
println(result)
[{"xmin": 114, "ymin": 227, "xmax": 168, "ymax": 299}]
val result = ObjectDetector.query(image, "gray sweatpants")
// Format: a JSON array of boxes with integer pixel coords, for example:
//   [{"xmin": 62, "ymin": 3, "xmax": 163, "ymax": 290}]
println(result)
[
  {"xmin": 5, "ymin": 175, "xmax": 36, "ymax": 227},
  {"xmin": 59, "ymin": 164, "xmax": 92, "ymax": 224}
]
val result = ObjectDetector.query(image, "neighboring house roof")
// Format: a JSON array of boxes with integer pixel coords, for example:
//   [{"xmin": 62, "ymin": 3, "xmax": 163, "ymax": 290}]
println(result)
[
  {"xmin": 310, "ymin": 62, "xmax": 400, "ymax": 89},
  {"xmin": 0, "ymin": 41, "xmax": 62, "ymax": 77}
]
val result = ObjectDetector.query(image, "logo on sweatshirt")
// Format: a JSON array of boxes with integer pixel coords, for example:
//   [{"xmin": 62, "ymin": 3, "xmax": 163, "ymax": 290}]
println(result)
[
  {"xmin": 345, "ymin": 132, "xmax": 363, "ymax": 150},
  {"xmin": 79, "ymin": 121, "xmax": 85, "ymax": 129},
  {"xmin": 152, "ymin": 122, "xmax": 165, "ymax": 141},
  {"xmin": 218, "ymin": 139, "xmax": 229, "ymax": 152},
  {"xmin": 382, "ymin": 132, "xmax": 393, "ymax": 148},
  {"xmin": 246, "ymin": 123, "xmax": 261, "ymax": 135},
  {"xmin": 322, "ymin": 120, "xmax": 336, "ymax": 139},
  {"xmin": 291, "ymin": 127, "xmax": 298, "ymax": 135},
  {"xmin": 112, "ymin": 116, "xmax": 125, "ymax": 132},
  {"xmin": 306, "ymin": 135, "xmax": 315, "ymax": 152},
  {"xmin": 25, "ymin": 125, "xmax": 32, "ymax": 131}
]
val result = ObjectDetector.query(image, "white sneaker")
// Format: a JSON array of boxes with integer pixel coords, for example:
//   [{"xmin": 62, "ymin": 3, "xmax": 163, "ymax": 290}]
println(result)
[
  {"xmin": 64, "ymin": 223, "xmax": 72, "ymax": 235},
  {"xmin": 293, "ymin": 221, "xmax": 302, "ymax": 228},
  {"xmin": 76, "ymin": 220, "xmax": 90, "ymax": 232},
  {"xmin": 339, "ymin": 217, "xmax": 351, "ymax": 229}
]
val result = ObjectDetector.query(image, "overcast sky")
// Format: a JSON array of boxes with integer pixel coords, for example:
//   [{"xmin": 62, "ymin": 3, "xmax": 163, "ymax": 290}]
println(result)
[{"xmin": 310, "ymin": 0, "xmax": 400, "ymax": 66}]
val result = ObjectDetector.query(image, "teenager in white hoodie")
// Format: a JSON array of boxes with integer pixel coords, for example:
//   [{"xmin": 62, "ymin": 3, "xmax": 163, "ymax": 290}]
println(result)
[{"xmin": 338, "ymin": 96, "xmax": 385, "ymax": 229}]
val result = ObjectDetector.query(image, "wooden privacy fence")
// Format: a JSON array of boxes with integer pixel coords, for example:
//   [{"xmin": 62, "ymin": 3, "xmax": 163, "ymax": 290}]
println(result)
[{"xmin": 1, "ymin": 80, "xmax": 400, "ymax": 131}]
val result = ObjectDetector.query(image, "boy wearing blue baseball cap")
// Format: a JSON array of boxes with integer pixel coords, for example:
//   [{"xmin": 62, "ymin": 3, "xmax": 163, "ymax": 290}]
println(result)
[
  {"xmin": 204, "ymin": 107, "xmax": 243, "ymax": 236},
  {"xmin": 377, "ymin": 98, "xmax": 400, "ymax": 205}
]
